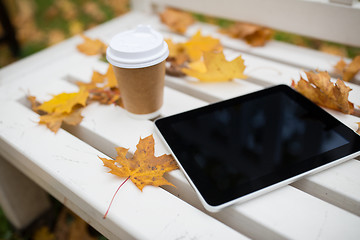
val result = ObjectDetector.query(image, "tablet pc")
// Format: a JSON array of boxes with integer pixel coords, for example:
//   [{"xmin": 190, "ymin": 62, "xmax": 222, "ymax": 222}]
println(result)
[{"xmin": 155, "ymin": 85, "xmax": 360, "ymax": 212}]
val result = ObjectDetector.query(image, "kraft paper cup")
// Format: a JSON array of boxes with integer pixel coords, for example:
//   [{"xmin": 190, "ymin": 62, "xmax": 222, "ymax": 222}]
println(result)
[{"xmin": 106, "ymin": 25, "xmax": 169, "ymax": 119}]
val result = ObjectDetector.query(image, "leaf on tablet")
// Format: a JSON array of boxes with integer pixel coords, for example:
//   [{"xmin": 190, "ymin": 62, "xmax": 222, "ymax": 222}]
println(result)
[
  {"xmin": 334, "ymin": 56, "xmax": 360, "ymax": 82},
  {"xmin": 357, "ymin": 122, "xmax": 360, "ymax": 135},
  {"xmin": 99, "ymin": 134, "xmax": 179, "ymax": 191},
  {"xmin": 182, "ymin": 51, "xmax": 247, "ymax": 82},
  {"xmin": 76, "ymin": 34, "xmax": 107, "ymax": 56},
  {"xmin": 160, "ymin": 8, "xmax": 194, "ymax": 34},
  {"xmin": 292, "ymin": 71, "xmax": 354, "ymax": 115},
  {"xmin": 220, "ymin": 22, "xmax": 273, "ymax": 46}
]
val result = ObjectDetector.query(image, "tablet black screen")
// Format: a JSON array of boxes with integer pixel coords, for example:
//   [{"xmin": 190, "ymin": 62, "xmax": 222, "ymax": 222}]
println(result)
[{"xmin": 155, "ymin": 85, "xmax": 360, "ymax": 207}]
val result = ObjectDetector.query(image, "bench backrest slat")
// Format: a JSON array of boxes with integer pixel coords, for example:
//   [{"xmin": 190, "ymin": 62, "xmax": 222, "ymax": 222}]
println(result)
[{"xmin": 133, "ymin": 0, "xmax": 360, "ymax": 47}]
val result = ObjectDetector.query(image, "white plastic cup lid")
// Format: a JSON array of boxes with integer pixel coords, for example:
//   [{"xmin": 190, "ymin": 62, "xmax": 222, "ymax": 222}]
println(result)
[{"xmin": 106, "ymin": 25, "xmax": 169, "ymax": 69}]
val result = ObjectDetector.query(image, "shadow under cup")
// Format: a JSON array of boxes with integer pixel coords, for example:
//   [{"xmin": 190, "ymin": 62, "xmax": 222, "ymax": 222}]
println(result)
[{"xmin": 112, "ymin": 61, "xmax": 165, "ymax": 118}]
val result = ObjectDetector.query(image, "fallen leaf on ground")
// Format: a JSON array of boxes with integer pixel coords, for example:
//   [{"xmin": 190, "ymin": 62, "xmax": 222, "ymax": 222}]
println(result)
[
  {"xmin": 76, "ymin": 34, "xmax": 107, "ymax": 56},
  {"xmin": 160, "ymin": 8, "xmax": 194, "ymax": 34},
  {"xmin": 37, "ymin": 87, "xmax": 89, "ymax": 114},
  {"xmin": 54, "ymin": 208, "xmax": 96, "ymax": 240},
  {"xmin": 33, "ymin": 226, "xmax": 55, "ymax": 240},
  {"xmin": 184, "ymin": 30, "xmax": 223, "ymax": 61},
  {"xmin": 100, "ymin": 134, "xmax": 178, "ymax": 191},
  {"xmin": 220, "ymin": 22, "xmax": 273, "ymax": 46},
  {"xmin": 182, "ymin": 51, "xmax": 247, "ymax": 82},
  {"xmin": 334, "ymin": 56, "xmax": 360, "ymax": 82},
  {"xmin": 292, "ymin": 71, "xmax": 354, "ymax": 115}
]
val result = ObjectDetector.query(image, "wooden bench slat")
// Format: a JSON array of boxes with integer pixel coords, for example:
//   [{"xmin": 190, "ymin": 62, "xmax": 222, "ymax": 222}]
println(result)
[
  {"xmin": 0, "ymin": 101, "xmax": 246, "ymax": 240},
  {"xmin": 38, "ymin": 68, "xmax": 360, "ymax": 240}
]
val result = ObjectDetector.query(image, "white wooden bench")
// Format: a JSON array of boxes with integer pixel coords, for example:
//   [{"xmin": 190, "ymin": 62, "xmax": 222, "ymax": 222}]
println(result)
[{"xmin": 1, "ymin": 0, "xmax": 360, "ymax": 239}]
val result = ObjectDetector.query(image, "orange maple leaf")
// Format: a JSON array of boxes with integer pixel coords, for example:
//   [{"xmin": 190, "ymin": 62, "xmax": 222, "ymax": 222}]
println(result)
[
  {"xmin": 99, "ymin": 135, "xmax": 178, "ymax": 191},
  {"xmin": 334, "ymin": 56, "xmax": 360, "ymax": 82},
  {"xmin": 76, "ymin": 65, "xmax": 122, "ymax": 106},
  {"xmin": 39, "ymin": 106, "xmax": 84, "ymax": 133},
  {"xmin": 76, "ymin": 34, "xmax": 107, "ymax": 56},
  {"xmin": 220, "ymin": 22, "xmax": 273, "ymax": 47},
  {"xmin": 160, "ymin": 8, "xmax": 194, "ymax": 34},
  {"xmin": 182, "ymin": 51, "xmax": 247, "ymax": 82},
  {"xmin": 292, "ymin": 71, "xmax": 354, "ymax": 115}
]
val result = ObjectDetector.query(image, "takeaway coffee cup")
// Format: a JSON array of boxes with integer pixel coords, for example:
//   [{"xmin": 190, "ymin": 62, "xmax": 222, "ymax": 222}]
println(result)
[{"xmin": 106, "ymin": 25, "xmax": 169, "ymax": 119}]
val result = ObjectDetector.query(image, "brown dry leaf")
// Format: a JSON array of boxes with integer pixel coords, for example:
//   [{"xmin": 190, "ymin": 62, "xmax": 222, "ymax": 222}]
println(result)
[
  {"xmin": 76, "ymin": 65, "xmax": 122, "ymax": 106},
  {"xmin": 334, "ymin": 56, "xmax": 360, "ymax": 82},
  {"xmin": 356, "ymin": 122, "xmax": 360, "ymax": 135},
  {"xmin": 292, "ymin": 71, "xmax": 354, "ymax": 115},
  {"xmin": 100, "ymin": 135, "xmax": 178, "ymax": 191},
  {"xmin": 160, "ymin": 8, "xmax": 194, "ymax": 34},
  {"xmin": 220, "ymin": 22, "xmax": 273, "ymax": 46},
  {"xmin": 184, "ymin": 30, "xmax": 223, "ymax": 61},
  {"xmin": 37, "ymin": 87, "xmax": 89, "ymax": 114},
  {"xmin": 319, "ymin": 44, "xmax": 347, "ymax": 57},
  {"xmin": 77, "ymin": 34, "xmax": 107, "ymax": 56},
  {"xmin": 39, "ymin": 106, "xmax": 84, "ymax": 133},
  {"xmin": 182, "ymin": 51, "xmax": 247, "ymax": 82}
]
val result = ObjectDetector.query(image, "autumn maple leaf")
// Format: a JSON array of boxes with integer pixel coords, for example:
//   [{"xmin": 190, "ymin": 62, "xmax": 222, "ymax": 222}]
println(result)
[
  {"xmin": 99, "ymin": 135, "xmax": 179, "ymax": 218},
  {"xmin": 160, "ymin": 8, "xmax": 194, "ymax": 34},
  {"xmin": 334, "ymin": 56, "xmax": 360, "ymax": 82},
  {"xmin": 220, "ymin": 22, "xmax": 273, "ymax": 46},
  {"xmin": 183, "ymin": 30, "xmax": 223, "ymax": 61},
  {"xmin": 99, "ymin": 135, "xmax": 178, "ymax": 191},
  {"xmin": 39, "ymin": 106, "xmax": 84, "ymax": 133},
  {"xmin": 37, "ymin": 87, "xmax": 89, "ymax": 114},
  {"xmin": 76, "ymin": 34, "xmax": 107, "ymax": 56},
  {"xmin": 292, "ymin": 71, "xmax": 354, "ymax": 115},
  {"xmin": 182, "ymin": 51, "xmax": 247, "ymax": 82},
  {"xmin": 76, "ymin": 65, "xmax": 122, "ymax": 106}
]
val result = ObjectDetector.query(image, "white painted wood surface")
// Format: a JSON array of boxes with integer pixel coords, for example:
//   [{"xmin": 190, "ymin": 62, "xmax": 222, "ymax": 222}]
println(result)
[
  {"xmin": 147, "ymin": 0, "xmax": 360, "ymax": 47},
  {"xmin": 1, "ymin": 2, "xmax": 360, "ymax": 240}
]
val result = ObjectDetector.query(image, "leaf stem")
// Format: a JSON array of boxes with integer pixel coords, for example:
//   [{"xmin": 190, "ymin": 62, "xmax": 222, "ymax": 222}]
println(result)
[{"xmin": 103, "ymin": 176, "xmax": 130, "ymax": 219}]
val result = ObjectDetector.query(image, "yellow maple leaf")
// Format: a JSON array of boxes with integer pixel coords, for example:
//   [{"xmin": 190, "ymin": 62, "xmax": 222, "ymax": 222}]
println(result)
[
  {"xmin": 37, "ymin": 87, "xmax": 89, "ymax": 114},
  {"xmin": 334, "ymin": 56, "xmax": 360, "ymax": 82},
  {"xmin": 99, "ymin": 135, "xmax": 178, "ymax": 191},
  {"xmin": 292, "ymin": 71, "xmax": 354, "ymax": 115},
  {"xmin": 182, "ymin": 51, "xmax": 247, "ymax": 82},
  {"xmin": 76, "ymin": 34, "xmax": 107, "ymax": 56},
  {"xmin": 183, "ymin": 30, "xmax": 223, "ymax": 61}
]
